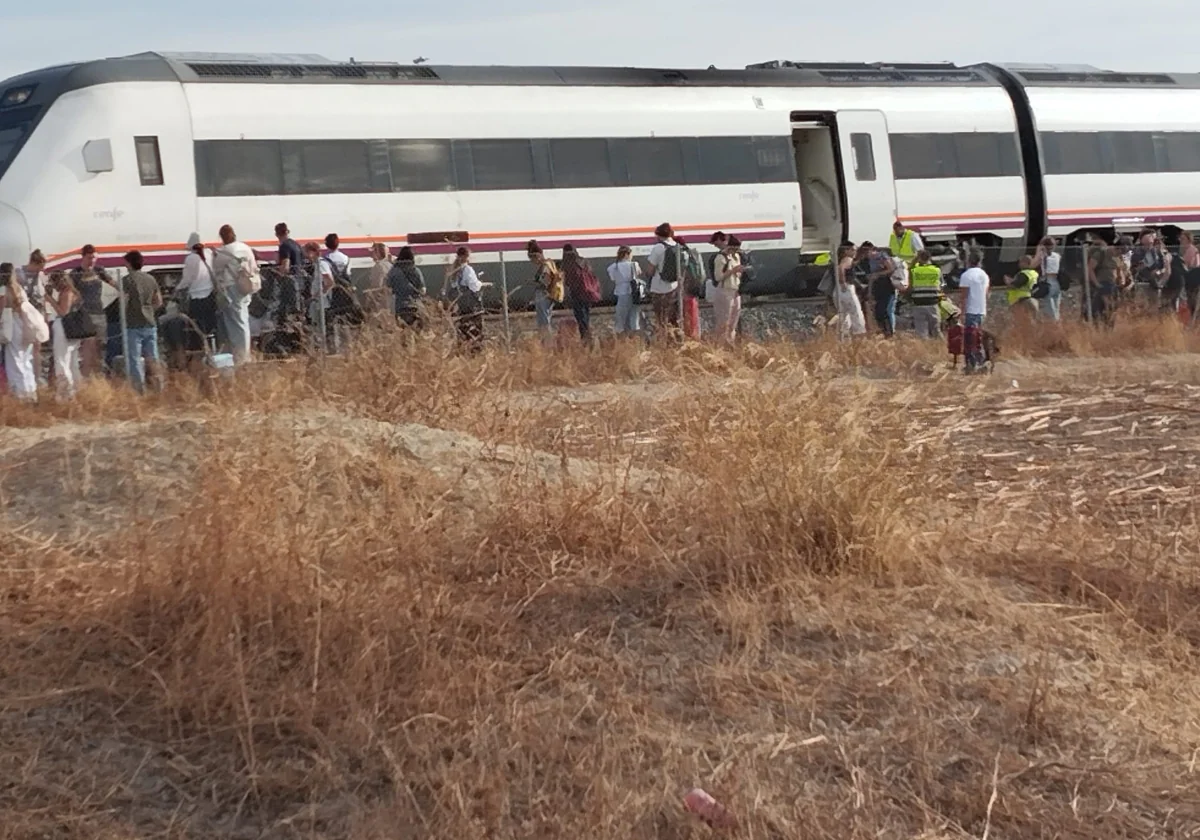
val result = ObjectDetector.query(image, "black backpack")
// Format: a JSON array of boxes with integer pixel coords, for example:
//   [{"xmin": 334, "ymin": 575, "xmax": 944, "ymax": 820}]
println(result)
[{"xmin": 659, "ymin": 243, "xmax": 681, "ymax": 285}]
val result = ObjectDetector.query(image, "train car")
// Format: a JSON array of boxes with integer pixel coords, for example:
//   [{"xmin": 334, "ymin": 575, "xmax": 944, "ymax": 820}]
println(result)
[
  {"xmin": 1000, "ymin": 65, "xmax": 1200, "ymax": 245},
  {"xmin": 7, "ymin": 53, "xmax": 1189, "ymax": 301},
  {"xmin": 0, "ymin": 52, "xmax": 1034, "ymax": 301}
]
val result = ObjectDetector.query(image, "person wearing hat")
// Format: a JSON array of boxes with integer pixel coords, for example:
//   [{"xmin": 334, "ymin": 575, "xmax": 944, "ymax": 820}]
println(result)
[{"xmin": 176, "ymin": 233, "xmax": 218, "ymax": 345}]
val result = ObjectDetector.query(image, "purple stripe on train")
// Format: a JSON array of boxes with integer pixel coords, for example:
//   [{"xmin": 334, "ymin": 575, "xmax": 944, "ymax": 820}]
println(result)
[{"xmin": 60, "ymin": 229, "xmax": 789, "ymax": 271}]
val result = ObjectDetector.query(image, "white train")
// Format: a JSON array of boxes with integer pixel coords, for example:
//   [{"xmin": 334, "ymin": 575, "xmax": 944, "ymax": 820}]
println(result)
[{"xmin": 1, "ymin": 52, "xmax": 1199, "ymax": 297}]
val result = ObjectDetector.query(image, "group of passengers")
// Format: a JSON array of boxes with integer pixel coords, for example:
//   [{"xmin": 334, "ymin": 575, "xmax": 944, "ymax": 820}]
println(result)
[{"xmin": 0, "ymin": 221, "xmax": 759, "ymax": 399}]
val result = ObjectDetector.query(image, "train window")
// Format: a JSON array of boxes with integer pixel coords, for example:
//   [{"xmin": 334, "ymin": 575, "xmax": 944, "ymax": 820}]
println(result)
[
  {"xmin": 134, "ymin": 136, "xmax": 164, "ymax": 186},
  {"xmin": 194, "ymin": 140, "xmax": 284, "ymax": 197},
  {"xmin": 953, "ymin": 133, "xmax": 1007, "ymax": 178},
  {"xmin": 470, "ymin": 139, "xmax": 537, "ymax": 190},
  {"xmin": 0, "ymin": 126, "xmax": 23, "ymax": 169},
  {"xmin": 282, "ymin": 140, "xmax": 375, "ymax": 194},
  {"xmin": 1161, "ymin": 133, "xmax": 1200, "ymax": 172},
  {"xmin": 1106, "ymin": 132, "xmax": 1156, "ymax": 174},
  {"xmin": 697, "ymin": 137, "xmax": 759, "ymax": 184},
  {"xmin": 549, "ymin": 139, "xmax": 613, "ymax": 188},
  {"xmin": 389, "ymin": 140, "xmax": 455, "ymax": 192},
  {"xmin": 849, "ymin": 133, "xmax": 876, "ymax": 181},
  {"xmin": 753, "ymin": 137, "xmax": 796, "ymax": 182},
  {"xmin": 1041, "ymin": 133, "xmax": 1105, "ymax": 175},
  {"xmin": 890, "ymin": 134, "xmax": 944, "ymax": 179},
  {"xmin": 626, "ymin": 138, "xmax": 685, "ymax": 186}
]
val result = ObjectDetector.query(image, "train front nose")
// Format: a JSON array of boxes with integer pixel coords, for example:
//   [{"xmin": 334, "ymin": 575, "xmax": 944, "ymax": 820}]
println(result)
[{"xmin": 0, "ymin": 200, "xmax": 31, "ymax": 266}]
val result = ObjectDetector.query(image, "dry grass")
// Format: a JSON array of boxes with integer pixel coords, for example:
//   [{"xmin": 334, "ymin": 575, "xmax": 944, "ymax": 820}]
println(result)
[{"xmin": 2, "ymin": 315, "xmax": 1200, "ymax": 838}]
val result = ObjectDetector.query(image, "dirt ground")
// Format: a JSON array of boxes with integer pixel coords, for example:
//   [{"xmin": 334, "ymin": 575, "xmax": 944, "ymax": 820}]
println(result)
[{"xmin": 2, "ymin": 349, "xmax": 1199, "ymax": 839}]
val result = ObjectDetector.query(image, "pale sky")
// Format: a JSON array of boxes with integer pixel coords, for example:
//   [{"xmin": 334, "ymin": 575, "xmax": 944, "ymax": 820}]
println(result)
[{"xmin": 3, "ymin": 0, "xmax": 1199, "ymax": 81}]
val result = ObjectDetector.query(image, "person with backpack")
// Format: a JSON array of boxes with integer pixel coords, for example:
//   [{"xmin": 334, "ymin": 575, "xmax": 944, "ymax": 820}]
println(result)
[
  {"xmin": 386, "ymin": 246, "xmax": 427, "ymax": 330},
  {"xmin": 676, "ymin": 236, "xmax": 703, "ymax": 339},
  {"xmin": 645, "ymin": 223, "xmax": 681, "ymax": 336},
  {"xmin": 318, "ymin": 233, "xmax": 364, "ymax": 352},
  {"xmin": 212, "ymin": 225, "xmax": 260, "ymax": 365},
  {"xmin": 711, "ymin": 235, "xmax": 745, "ymax": 344},
  {"xmin": 561, "ymin": 244, "xmax": 602, "ymax": 343},
  {"xmin": 444, "ymin": 246, "xmax": 486, "ymax": 352},
  {"xmin": 527, "ymin": 241, "xmax": 562, "ymax": 339}
]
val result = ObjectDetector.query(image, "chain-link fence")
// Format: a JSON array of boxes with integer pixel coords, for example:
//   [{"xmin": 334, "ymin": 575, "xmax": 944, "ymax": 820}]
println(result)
[{"xmin": 6, "ymin": 235, "xmax": 1199, "ymax": 399}]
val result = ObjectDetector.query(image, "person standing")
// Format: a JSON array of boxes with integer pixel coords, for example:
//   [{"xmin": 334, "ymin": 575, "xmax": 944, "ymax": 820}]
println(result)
[
  {"xmin": 527, "ymin": 241, "xmax": 561, "ymax": 338},
  {"xmin": 834, "ymin": 245, "xmax": 866, "ymax": 338},
  {"xmin": 386, "ymin": 246, "xmax": 427, "ymax": 330},
  {"xmin": 46, "ymin": 271, "xmax": 84, "ymax": 399},
  {"xmin": 889, "ymin": 221, "xmax": 923, "ymax": 267},
  {"xmin": 676, "ymin": 236, "xmax": 701, "ymax": 340},
  {"xmin": 957, "ymin": 251, "xmax": 990, "ymax": 373},
  {"xmin": 607, "ymin": 246, "xmax": 642, "ymax": 337},
  {"xmin": 3, "ymin": 264, "xmax": 38, "ymax": 400},
  {"xmin": 869, "ymin": 247, "xmax": 900, "ymax": 337},
  {"xmin": 71, "ymin": 244, "xmax": 113, "ymax": 376},
  {"xmin": 711, "ymin": 235, "xmax": 744, "ymax": 344},
  {"xmin": 366, "ymin": 242, "xmax": 393, "ymax": 315},
  {"xmin": 176, "ymin": 233, "xmax": 218, "ymax": 344},
  {"xmin": 1034, "ymin": 237, "xmax": 1063, "ymax": 322},
  {"xmin": 908, "ymin": 250, "xmax": 943, "ymax": 339},
  {"xmin": 120, "ymin": 251, "xmax": 163, "ymax": 394},
  {"xmin": 707, "ymin": 231, "xmax": 729, "ymax": 303},
  {"xmin": 212, "ymin": 225, "xmax": 258, "ymax": 365},
  {"xmin": 561, "ymin": 244, "xmax": 601, "ymax": 343},
  {"xmin": 274, "ymin": 223, "xmax": 305, "ymax": 325},
  {"xmin": 646, "ymin": 223, "xmax": 680, "ymax": 336},
  {"xmin": 16, "ymin": 250, "xmax": 49, "ymax": 387},
  {"xmin": 445, "ymin": 246, "xmax": 485, "ymax": 351}
]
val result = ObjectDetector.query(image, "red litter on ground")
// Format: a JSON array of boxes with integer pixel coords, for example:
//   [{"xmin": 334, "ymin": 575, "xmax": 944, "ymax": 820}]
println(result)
[{"xmin": 684, "ymin": 787, "xmax": 737, "ymax": 829}]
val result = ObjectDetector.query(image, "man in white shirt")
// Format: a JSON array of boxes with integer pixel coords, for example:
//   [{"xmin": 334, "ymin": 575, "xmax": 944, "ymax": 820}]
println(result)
[
  {"xmin": 645, "ymin": 222, "xmax": 680, "ymax": 333},
  {"xmin": 957, "ymin": 250, "xmax": 990, "ymax": 373}
]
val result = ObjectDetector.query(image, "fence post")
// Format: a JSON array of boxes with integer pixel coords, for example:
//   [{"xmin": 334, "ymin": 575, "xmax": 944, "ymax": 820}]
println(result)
[
  {"xmin": 316, "ymin": 260, "xmax": 328, "ymax": 359},
  {"xmin": 499, "ymin": 250, "xmax": 511, "ymax": 347},
  {"xmin": 116, "ymin": 266, "xmax": 132, "ymax": 383},
  {"xmin": 675, "ymin": 244, "xmax": 684, "ymax": 334},
  {"xmin": 1081, "ymin": 241, "xmax": 1093, "ymax": 326}
]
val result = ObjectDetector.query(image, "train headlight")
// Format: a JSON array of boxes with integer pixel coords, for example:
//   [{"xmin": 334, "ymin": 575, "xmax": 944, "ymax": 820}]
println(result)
[{"xmin": 1, "ymin": 85, "xmax": 35, "ymax": 108}]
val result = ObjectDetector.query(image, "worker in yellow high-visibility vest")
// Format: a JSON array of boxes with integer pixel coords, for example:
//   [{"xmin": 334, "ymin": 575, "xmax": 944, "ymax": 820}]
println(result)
[
  {"xmin": 889, "ymin": 221, "xmax": 924, "ymax": 266},
  {"xmin": 908, "ymin": 250, "xmax": 943, "ymax": 339}
]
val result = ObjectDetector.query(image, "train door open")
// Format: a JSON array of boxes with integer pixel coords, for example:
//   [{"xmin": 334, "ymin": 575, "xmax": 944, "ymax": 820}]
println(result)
[
  {"xmin": 833, "ymin": 110, "xmax": 897, "ymax": 247},
  {"xmin": 790, "ymin": 113, "xmax": 842, "ymax": 255}
]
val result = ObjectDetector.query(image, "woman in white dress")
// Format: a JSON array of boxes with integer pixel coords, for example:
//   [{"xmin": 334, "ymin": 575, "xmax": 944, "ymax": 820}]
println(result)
[
  {"xmin": 835, "ymin": 244, "xmax": 867, "ymax": 338},
  {"xmin": 46, "ymin": 271, "xmax": 83, "ymax": 399},
  {"xmin": 3, "ymin": 264, "xmax": 39, "ymax": 400}
]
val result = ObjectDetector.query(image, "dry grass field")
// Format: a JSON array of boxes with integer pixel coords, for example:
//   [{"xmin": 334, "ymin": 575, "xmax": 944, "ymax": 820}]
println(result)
[{"xmin": 2, "ymin": 314, "xmax": 1200, "ymax": 839}]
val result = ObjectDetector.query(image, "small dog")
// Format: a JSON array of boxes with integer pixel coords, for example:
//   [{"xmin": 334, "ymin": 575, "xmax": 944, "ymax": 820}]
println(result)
[{"xmin": 943, "ymin": 311, "xmax": 998, "ymax": 373}]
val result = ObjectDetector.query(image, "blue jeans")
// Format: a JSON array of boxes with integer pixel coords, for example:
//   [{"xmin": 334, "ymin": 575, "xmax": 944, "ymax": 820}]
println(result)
[
  {"xmin": 1045, "ymin": 277, "xmax": 1062, "ymax": 321},
  {"xmin": 964, "ymin": 313, "xmax": 985, "ymax": 371},
  {"xmin": 124, "ymin": 326, "xmax": 160, "ymax": 394},
  {"xmin": 614, "ymin": 293, "xmax": 640, "ymax": 334},
  {"xmin": 534, "ymin": 291, "xmax": 554, "ymax": 332},
  {"xmin": 873, "ymin": 294, "xmax": 896, "ymax": 336}
]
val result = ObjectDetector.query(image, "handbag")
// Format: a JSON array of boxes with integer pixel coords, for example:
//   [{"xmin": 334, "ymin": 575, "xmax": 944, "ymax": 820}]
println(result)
[
  {"xmin": 61, "ymin": 308, "xmax": 97, "ymax": 340},
  {"xmin": 18, "ymin": 299, "xmax": 50, "ymax": 344}
]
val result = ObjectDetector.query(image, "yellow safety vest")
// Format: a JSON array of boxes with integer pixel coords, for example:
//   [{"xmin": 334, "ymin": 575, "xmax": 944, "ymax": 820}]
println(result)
[
  {"xmin": 814, "ymin": 252, "xmax": 831, "ymax": 266},
  {"xmin": 1007, "ymin": 269, "xmax": 1037, "ymax": 306},
  {"xmin": 889, "ymin": 230, "xmax": 917, "ymax": 264},
  {"xmin": 909, "ymin": 263, "xmax": 942, "ymax": 306}
]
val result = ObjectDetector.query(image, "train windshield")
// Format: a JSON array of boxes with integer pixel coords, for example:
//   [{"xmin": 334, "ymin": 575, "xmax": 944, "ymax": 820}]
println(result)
[{"xmin": 0, "ymin": 106, "xmax": 37, "ymax": 177}]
